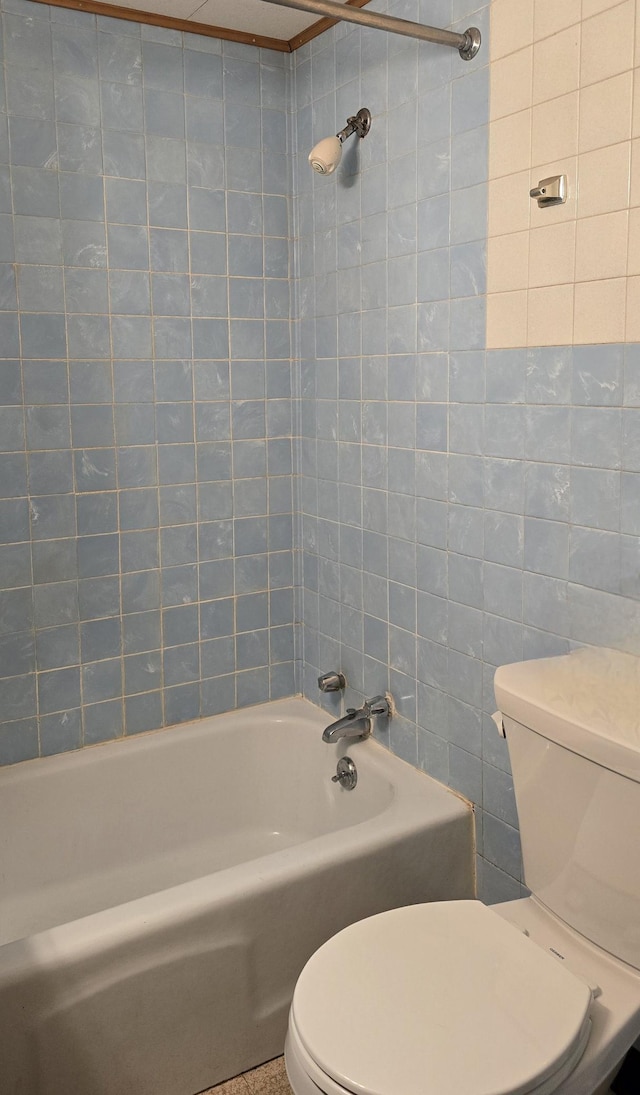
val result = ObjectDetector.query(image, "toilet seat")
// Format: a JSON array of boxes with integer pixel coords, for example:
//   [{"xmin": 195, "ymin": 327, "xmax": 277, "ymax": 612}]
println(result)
[{"xmin": 289, "ymin": 901, "xmax": 595, "ymax": 1095}]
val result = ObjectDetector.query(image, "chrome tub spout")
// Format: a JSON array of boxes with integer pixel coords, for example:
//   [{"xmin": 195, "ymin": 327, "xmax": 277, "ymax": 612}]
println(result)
[{"xmin": 322, "ymin": 695, "xmax": 391, "ymax": 744}]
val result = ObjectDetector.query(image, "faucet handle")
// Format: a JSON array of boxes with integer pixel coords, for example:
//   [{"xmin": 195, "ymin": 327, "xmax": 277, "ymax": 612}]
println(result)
[
  {"xmin": 318, "ymin": 671, "xmax": 346, "ymax": 693},
  {"xmin": 367, "ymin": 694, "xmax": 391, "ymax": 718}
]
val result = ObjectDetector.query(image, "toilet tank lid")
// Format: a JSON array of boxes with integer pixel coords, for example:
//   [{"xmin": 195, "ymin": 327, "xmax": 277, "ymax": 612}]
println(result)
[{"xmin": 494, "ymin": 648, "xmax": 640, "ymax": 783}]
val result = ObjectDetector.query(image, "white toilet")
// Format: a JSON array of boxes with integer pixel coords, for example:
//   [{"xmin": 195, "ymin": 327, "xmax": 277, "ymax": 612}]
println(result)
[{"xmin": 285, "ymin": 648, "xmax": 640, "ymax": 1095}]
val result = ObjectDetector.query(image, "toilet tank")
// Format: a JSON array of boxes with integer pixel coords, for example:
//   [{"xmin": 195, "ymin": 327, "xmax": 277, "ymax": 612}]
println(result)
[{"xmin": 494, "ymin": 648, "xmax": 640, "ymax": 972}]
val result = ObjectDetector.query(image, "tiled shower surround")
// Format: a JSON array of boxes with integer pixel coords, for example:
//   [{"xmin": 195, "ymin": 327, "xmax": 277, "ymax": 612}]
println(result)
[
  {"xmin": 2, "ymin": 0, "xmax": 640, "ymax": 901},
  {"xmin": 0, "ymin": 1, "xmax": 295, "ymax": 762},
  {"xmin": 293, "ymin": 0, "xmax": 640, "ymax": 903}
]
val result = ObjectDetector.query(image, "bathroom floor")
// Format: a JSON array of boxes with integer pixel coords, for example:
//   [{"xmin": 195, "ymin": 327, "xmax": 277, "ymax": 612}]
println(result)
[
  {"xmin": 200, "ymin": 1056, "xmax": 292, "ymax": 1095},
  {"xmin": 197, "ymin": 1055, "xmax": 625, "ymax": 1095}
]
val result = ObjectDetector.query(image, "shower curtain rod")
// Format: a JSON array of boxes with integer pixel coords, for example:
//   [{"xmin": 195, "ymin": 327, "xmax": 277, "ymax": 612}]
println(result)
[{"xmin": 261, "ymin": 0, "xmax": 481, "ymax": 58}]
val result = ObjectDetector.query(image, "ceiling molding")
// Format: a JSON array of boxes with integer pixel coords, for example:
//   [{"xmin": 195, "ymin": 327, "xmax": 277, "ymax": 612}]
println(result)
[
  {"xmin": 287, "ymin": 0, "xmax": 369, "ymax": 51},
  {"xmin": 32, "ymin": 0, "xmax": 372, "ymax": 52}
]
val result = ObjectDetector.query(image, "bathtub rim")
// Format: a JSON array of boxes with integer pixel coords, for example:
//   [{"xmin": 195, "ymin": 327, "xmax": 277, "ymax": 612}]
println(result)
[{"xmin": 0, "ymin": 696, "xmax": 475, "ymax": 961}]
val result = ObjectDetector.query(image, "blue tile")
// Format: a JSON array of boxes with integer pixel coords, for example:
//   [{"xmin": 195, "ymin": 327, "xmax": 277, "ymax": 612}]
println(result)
[
  {"xmin": 146, "ymin": 135, "xmax": 186, "ymax": 184},
  {"xmin": 74, "ymin": 448, "xmax": 116, "ymax": 492},
  {"xmin": 0, "ymin": 362, "xmax": 22, "ymax": 405},
  {"xmin": 78, "ymin": 574, "xmax": 119, "ymax": 623},
  {"xmin": 0, "ymin": 718, "xmax": 39, "ymax": 764},
  {"xmin": 33, "ymin": 581, "xmax": 78, "ymax": 629},
  {"xmin": 57, "ymin": 122, "xmax": 102, "ymax": 174},
  {"xmin": 70, "ymin": 405, "xmax": 114, "ymax": 448},
  {"xmin": 11, "ymin": 165, "xmax": 59, "ymax": 216},
  {"xmin": 108, "ymin": 223, "xmax": 149, "ymax": 270},
  {"xmin": 32, "ymin": 538, "xmax": 76, "ymax": 584},
  {"xmin": 111, "ymin": 316, "xmax": 152, "ymax": 358},
  {"xmin": 9, "ymin": 116, "xmax": 57, "ymax": 168},
  {"xmin": 69, "ymin": 362, "xmax": 112, "ymax": 403},
  {"xmin": 525, "ymin": 463, "xmax": 570, "ymax": 521},
  {"xmin": 125, "ymin": 651, "xmax": 161, "ymax": 695},
  {"xmin": 59, "ymin": 172, "xmax": 104, "ymax": 221},
  {"xmin": 110, "ymin": 269, "xmax": 151, "ymax": 315},
  {"xmin": 122, "ymin": 569, "xmax": 160, "ymax": 613},
  {"xmin": 142, "ymin": 40, "xmax": 184, "ymax": 93},
  {"xmin": 125, "ymin": 690, "xmax": 163, "ymax": 734},
  {"xmin": 486, "ymin": 349, "xmax": 526, "ymax": 403},
  {"xmin": 120, "ymin": 529, "xmax": 159, "ymax": 573},
  {"xmin": 76, "ymin": 491, "xmax": 118, "ymax": 534},
  {"xmin": 524, "ymin": 517, "xmax": 569, "ymax": 580},
  {"xmin": 98, "ymin": 29, "xmax": 142, "ymax": 82},
  {"xmin": 113, "ymin": 361, "xmax": 154, "ymax": 403},
  {"xmin": 82, "ymin": 657, "xmax": 122, "ymax": 703},
  {"xmin": 526, "ymin": 346, "xmax": 572, "ymax": 404},
  {"xmin": 13, "ymin": 215, "xmax": 59, "ymax": 264},
  {"xmin": 103, "ymin": 129, "xmax": 145, "ymax": 178},
  {"xmin": 573, "ymin": 408, "xmax": 622, "ymax": 470},
  {"xmin": 40, "ymin": 708, "xmax": 82, "ymax": 756},
  {"xmin": 25, "ymin": 404, "xmax": 70, "ymax": 450},
  {"xmin": 63, "ymin": 268, "xmax": 107, "ymax": 314},
  {"xmin": 18, "ymin": 265, "xmax": 64, "ymax": 312},
  {"xmin": 144, "ymin": 88, "xmax": 185, "ymax": 139},
  {"xmin": 105, "ymin": 177, "xmax": 147, "ymax": 224},
  {"xmin": 570, "ymin": 526, "xmax": 621, "ymax": 595},
  {"xmin": 84, "ymin": 699, "xmax": 122, "ymax": 744},
  {"xmin": 38, "ymin": 665, "xmax": 81, "ymax": 713},
  {"xmin": 571, "ymin": 467, "xmax": 620, "ymax": 531},
  {"xmin": 52, "ymin": 24, "xmax": 98, "ymax": 80}
]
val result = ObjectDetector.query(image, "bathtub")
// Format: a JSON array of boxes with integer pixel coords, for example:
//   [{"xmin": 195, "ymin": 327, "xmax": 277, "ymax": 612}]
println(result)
[{"xmin": 0, "ymin": 696, "xmax": 474, "ymax": 1095}]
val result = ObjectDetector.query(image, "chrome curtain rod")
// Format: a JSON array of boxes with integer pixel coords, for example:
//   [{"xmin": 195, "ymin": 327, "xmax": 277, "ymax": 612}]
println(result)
[{"xmin": 261, "ymin": 0, "xmax": 481, "ymax": 58}]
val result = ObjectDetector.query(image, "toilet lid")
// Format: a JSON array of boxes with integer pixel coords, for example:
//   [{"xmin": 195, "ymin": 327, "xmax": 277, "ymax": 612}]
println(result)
[{"xmin": 291, "ymin": 901, "xmax": 594, "ymax": 1095}]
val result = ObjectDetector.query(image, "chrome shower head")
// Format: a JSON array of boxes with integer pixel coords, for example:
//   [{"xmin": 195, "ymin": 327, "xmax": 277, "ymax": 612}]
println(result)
[{"xmin": 309, "ymin": 107, "xmax": 372, "ymax": 175}]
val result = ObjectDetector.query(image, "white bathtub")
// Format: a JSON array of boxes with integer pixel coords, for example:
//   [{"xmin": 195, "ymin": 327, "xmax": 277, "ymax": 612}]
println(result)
[{"xmin": 0, "ymin": 697, "xmax": 474, "ymax": 1095}]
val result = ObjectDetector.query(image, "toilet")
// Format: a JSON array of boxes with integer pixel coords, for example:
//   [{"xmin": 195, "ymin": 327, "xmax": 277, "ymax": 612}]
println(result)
[{"xmin": 285, "ymin": 648, "xmax": 640, "ymax": 1095}]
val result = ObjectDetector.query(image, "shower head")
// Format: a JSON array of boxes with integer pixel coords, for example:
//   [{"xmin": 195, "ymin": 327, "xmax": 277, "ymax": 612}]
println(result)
[{"xmin": 309, "ymin": 107, "xmax": 371, "ymax": 175}]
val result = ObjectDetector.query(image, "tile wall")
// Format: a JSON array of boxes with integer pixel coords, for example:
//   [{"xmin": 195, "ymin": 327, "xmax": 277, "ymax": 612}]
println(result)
[
  {"xmin": 294, "ymin": 0, "xmax": 640, "ymax": 903},
  {"xmin": 293, "ymin": 1, "xmax": 506, "ymax": 897},
  {"xmin": 487, "ymin": 0, "xmax": 640, "ymax": 347},
  {"xmin": 0, "ymin": 0, "xmax": 296, "ymax": 763}
]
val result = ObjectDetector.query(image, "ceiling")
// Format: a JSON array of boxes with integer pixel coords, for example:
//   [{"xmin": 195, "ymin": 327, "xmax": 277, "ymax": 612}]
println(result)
[{"xmin": 51, "ymin": 0, "xmax": 364, "ymax": 51}]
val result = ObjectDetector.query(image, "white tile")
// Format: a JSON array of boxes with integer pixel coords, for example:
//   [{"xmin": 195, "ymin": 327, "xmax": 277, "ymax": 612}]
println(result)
[
  {"xmin": 487, "ymin": 232, "xmax": 529, "ymax": 293},
  {"xmin": 577, "ymin": 142, "xmax": 631, "ymax": 218},
  {"xmin": 632, "ymin": 71, "xmax": 640, "ymax": 139},
  {"xmin": 533, "ymin": 0, "xmax": 581, "ymax": 41},
  {"xmin": 488, "ymin": 171, "xmax": 532, "ymax": 237},
  {"xmin": 529, "ymin": 220, "xmax": 576, "ymax": 287},
  {"xmin": 532, "ymin": 26, "xmax": 580, "ymax": 105},
  {"xmin": 578, "ymin": 71, "xmax": 633, "ymax": 153},
  {"xmin": 581, "ymin": 0, "xmax": 635, "ymax": 88},
  {"xmin": 531, "ymin": 92, "xmax": 578, "ymax": 167},
  {"xmin": 490, "ymin": 0, "xmax": 535, "ymax": 61},
  {"xmin": 583, "ymin": 0, "xmax": 627, "ymax": 15},
  {"xmin": 574, "ymin": 277, "xmax": 627, "ymax": 343},
  {"xmin": 490, "ymin": 47, "xmax": 533, "ymax": 122},
  {"xmin": 575, "ymin": 210, "xmax": 629, "ymax": 281},
  {"xmin": 528, "ymin": 283, "xmax": 574, "ymax": 345},
  {"xmin": 489, "ymin": 110, "xmax": 532, "ymax": 179},
  {"xmin": 486, "ymin": 290, "xmax": 528, "ymax": 349}
]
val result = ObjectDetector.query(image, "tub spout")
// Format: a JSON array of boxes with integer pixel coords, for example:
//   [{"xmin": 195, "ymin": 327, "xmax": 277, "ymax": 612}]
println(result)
[{"xmin": 322, "ymin": 695, "xmax": 391, "ymax": 744}]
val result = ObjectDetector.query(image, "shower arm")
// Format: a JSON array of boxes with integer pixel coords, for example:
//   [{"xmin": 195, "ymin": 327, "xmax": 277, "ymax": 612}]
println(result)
[
  {"xmin": 260, "ymin": 0, "xmax": 481, "ymax": 59},
  {"xmin": 337, "ymin": 109, "xmax": 371, "ymax": 143}
]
